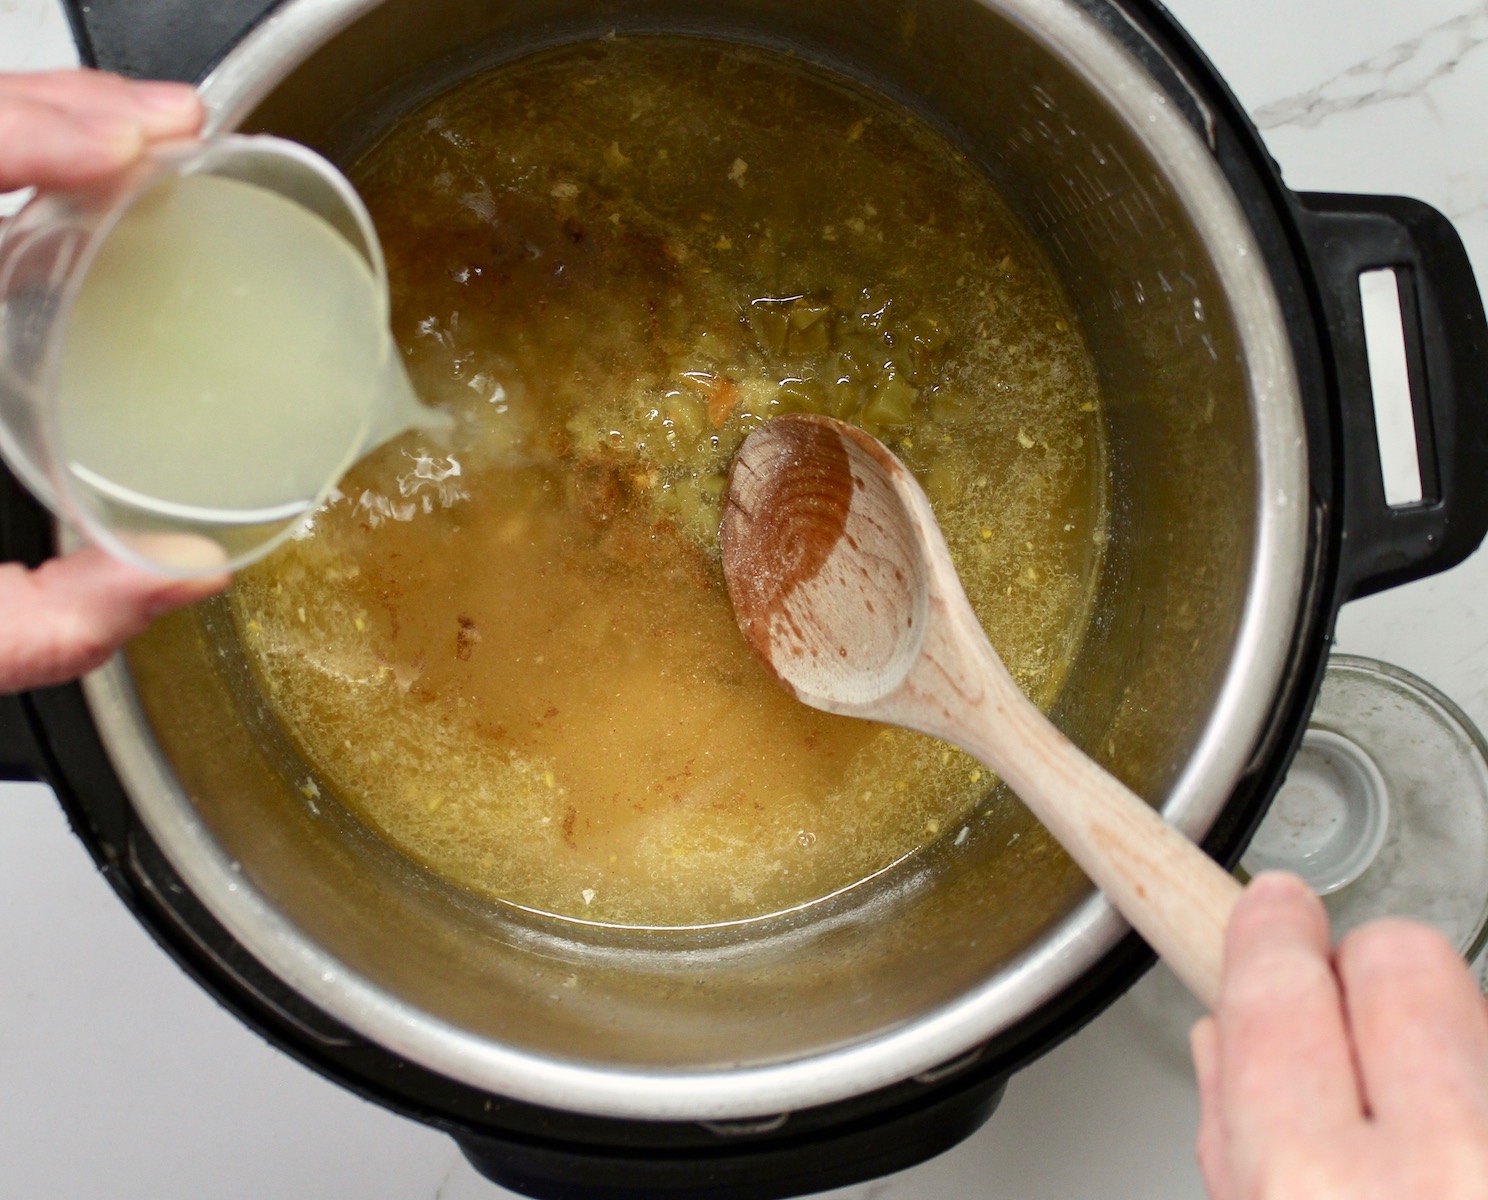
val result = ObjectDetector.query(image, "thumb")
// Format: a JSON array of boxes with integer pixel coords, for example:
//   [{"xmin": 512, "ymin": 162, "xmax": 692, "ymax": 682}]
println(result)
[{"xmin": 0, "ymin": 543, "xmax": 229, "ymax": 692}]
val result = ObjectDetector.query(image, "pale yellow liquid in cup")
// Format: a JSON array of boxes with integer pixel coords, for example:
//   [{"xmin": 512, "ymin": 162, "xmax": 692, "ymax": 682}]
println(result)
[{"xmin": 55, "ymin": 173, "xmax": 445, "ymax": 562}]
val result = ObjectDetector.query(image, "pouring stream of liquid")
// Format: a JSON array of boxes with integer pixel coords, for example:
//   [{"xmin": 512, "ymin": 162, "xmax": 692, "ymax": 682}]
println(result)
[{"xmin": 719, "ymin": 413, "xmax": 1241, "ymax": 1008}]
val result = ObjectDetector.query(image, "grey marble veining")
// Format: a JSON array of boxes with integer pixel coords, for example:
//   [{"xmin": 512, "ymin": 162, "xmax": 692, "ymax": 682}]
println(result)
[{"xmin": 1255, "ymin": 1, "xmax": 1488, "ymax": 129}]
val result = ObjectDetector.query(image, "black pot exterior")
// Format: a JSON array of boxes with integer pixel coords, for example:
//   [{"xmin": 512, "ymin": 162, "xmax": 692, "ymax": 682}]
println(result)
[{"xmin": 3, "ymin": 1, "xmax": 1484, "ymax": 1197}]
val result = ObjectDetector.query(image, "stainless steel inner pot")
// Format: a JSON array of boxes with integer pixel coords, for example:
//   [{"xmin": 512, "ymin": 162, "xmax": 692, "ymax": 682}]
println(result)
[{"xmin": 83, "ymin": 0, "xmax": 1307, "ymax": 1120}]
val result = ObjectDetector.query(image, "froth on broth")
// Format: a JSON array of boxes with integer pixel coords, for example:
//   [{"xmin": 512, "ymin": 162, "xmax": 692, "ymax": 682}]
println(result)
[{"xmin": 231, "ymin": 37, "xmax": 1108, "ymax": 927}]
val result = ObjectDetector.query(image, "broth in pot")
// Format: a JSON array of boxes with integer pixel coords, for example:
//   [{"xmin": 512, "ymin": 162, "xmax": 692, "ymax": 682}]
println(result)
[{"xmin": 230, "ymin": 37, "xmax": 1108, "ymax": 928}]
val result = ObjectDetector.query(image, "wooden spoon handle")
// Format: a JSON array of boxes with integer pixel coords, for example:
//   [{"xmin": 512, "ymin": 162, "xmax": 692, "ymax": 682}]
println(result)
[{"xmin": 954, "ymin": 676, "xmax": 1240, "ymax": 1010}]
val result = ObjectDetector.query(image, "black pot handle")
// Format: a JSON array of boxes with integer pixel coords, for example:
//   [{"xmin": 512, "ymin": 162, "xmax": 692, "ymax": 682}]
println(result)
[
  {"xmin": 1295, "ymin": 192, "xmax": 1488, "ymax": 601},
  {"xmin": 0, "ymin": 692, "xmax": 43, "ymax": 782},
  {"xmin": 62, "ymin": 0, "xmax": 286, "ymax": 82},
  {"xmin": 0, "ymin": 457, "xmax": 48, "ymax": 782}
]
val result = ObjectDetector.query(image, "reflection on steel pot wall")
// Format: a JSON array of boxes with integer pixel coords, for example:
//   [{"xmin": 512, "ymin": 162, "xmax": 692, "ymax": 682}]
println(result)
[{"xmin": 12, "ymin": 0, "xmax": 1485, "ymax": 1196}]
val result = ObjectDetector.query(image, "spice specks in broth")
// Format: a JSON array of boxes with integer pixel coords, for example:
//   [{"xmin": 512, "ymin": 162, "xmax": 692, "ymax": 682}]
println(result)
[{"xmin": 231, "ymin": 37, "xmax": 1108, "ymax": 927}]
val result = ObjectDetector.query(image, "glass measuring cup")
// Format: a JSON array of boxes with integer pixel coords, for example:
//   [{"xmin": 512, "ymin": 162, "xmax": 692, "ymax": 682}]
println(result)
[{"xmin": 0, "ymin": 135, "xmax": 430, "ymax": 577}]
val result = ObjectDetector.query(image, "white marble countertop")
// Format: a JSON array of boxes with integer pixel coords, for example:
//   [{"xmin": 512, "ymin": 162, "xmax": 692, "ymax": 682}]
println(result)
[{"xmin": 2, "ymin": 0, "xmax": 1487, "ymax": 1197}]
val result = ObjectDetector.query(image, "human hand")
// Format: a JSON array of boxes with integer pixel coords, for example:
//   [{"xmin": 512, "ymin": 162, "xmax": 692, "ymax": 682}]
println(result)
[
  {"xmin": 0, "ymin": 68, "xmax": 204, "ymax": 189},
  {"xmin": 0, "ymin": 70, "xmax": 228, "ymax": 693},
  {"xmin": 1191, "ymin": 871, "xmax": 1488, "ymax": 1200}
]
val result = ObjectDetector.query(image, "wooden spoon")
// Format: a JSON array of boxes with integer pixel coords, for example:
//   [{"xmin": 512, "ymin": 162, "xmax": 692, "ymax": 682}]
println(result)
[{"xmin": 719, "ymin": 413, "xmax": 1240, "ymax": 1008}]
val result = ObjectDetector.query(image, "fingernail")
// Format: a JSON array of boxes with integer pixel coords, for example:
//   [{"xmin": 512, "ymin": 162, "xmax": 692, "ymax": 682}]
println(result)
[
  {"xmin": 75, "ymin": 112, "xmax": 144, "ymax": 156},
  {"xmin": 124, "ymin": 535, "xmax": 232, "ymax": 613},
  {"xmin": 129, "ymin": 80, "xmax": 199, "ymax": 113},
  {"xmin": 1246, "ymin": 871, "xmax": 1312, "ymax": 902}
]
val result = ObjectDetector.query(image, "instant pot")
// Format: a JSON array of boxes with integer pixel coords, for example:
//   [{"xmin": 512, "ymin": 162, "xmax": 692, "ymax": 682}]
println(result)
[{"xmin": 3, "ymin": 1, "xmax": 1486, "ymax": 1197}]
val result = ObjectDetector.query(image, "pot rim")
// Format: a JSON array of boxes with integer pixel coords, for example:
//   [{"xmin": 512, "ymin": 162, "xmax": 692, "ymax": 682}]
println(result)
[{"xmin": 85, "ymin": 0, "xmax": 1308, "ymax": 1120}]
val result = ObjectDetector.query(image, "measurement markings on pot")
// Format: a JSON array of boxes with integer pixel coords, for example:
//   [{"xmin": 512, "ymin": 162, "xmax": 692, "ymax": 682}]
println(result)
[{"xmin": 229, "ymin": 38, "xmax": 1110, "ymax": 928}]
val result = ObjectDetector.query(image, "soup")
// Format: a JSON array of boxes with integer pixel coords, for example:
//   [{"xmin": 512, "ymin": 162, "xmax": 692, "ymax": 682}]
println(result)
[{"xmin": 231, "ymin": 37, "xmax": 1108, "ymax": 927}]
